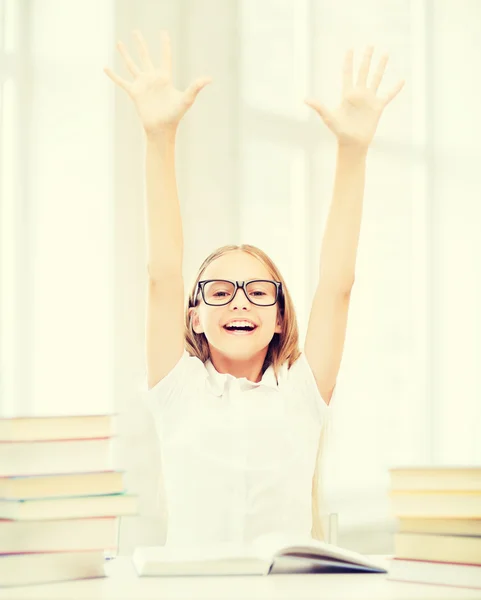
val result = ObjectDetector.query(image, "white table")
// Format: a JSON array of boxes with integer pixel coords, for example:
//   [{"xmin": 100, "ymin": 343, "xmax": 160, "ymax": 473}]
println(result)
[{"xmin": 1, "ymin": 556, "xmax": 480, "ymax": 599}]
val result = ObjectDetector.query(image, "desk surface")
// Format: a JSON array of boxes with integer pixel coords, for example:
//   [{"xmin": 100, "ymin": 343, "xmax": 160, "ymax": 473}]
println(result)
[{"xmin": 1, "ymin": 556, "xmax": 480, "ymax": 599}]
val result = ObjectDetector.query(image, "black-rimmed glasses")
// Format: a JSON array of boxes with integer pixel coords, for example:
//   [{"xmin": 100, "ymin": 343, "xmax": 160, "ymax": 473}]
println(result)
[{"xmin": 194, "ymin": 279, "xmax": 282, "ymax": 307}]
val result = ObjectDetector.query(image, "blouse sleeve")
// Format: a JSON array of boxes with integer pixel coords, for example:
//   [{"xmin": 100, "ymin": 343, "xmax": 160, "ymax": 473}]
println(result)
[
  {"xmin": 139, "ymin": 350, "xmax": 205, "ymax": 422},
  {"xmin": 286, "ymin": 352, "xmax": 336, "ymax": 425}
]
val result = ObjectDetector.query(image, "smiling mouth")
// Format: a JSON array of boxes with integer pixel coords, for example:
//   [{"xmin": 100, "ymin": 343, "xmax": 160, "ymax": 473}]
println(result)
[{"xmin": 222, "ymin": 324, "xmax": 258, "ymax": 334}]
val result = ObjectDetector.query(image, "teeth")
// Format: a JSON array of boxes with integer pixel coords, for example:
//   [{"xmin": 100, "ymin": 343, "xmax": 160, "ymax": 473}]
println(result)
[{"xmin": 224, "ymin": 321, "xmax": 256, "ymax": 328}]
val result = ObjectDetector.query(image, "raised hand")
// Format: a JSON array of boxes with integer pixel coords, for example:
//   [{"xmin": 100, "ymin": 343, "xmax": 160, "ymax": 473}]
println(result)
[
  {"xmin": 305, "ymin": 46, "xmax": 405, "ymax": 149},
  {"xmin": 104, "ymin": 30, "xmax": 212, "ymax": 136}
]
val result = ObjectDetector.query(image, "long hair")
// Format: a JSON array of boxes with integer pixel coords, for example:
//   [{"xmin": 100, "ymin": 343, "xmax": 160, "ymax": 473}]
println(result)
[{"xmin": 184, "ymin": 244, "xmax": 329, "ymax": 540}]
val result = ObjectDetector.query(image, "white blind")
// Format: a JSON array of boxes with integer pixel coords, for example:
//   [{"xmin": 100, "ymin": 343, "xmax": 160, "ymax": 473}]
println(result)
[{"xmin": 27, "ymin": 0, "xmax": 114, "ymax": 415}]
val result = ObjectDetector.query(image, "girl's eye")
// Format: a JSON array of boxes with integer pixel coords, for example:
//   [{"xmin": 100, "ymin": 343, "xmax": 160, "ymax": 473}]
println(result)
[
  {"xmin": 251, "ymin": 291, "xmax": 266, "ymax": 296},
  {"xmin": 214, "ymin": 291, "xmax": 229, "ymax": 297}
]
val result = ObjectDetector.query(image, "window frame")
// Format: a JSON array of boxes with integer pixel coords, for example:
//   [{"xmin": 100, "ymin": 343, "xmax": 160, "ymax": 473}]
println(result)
[{"xmin": 0, "ymin": 0, "xmax": 33, "ymax": 416}]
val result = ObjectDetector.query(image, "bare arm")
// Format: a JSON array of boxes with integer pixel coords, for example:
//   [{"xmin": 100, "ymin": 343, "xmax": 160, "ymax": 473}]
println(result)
[
  {"xmin": 145, "ymin": 129, "xmax": 182, "ymax": 278},
  {"xmin": 304, "ymin": 46, "xmax": 405, "ymax": 404},
  {"xmin": 144, "ymin": 130, "xmax": 185, "ymax": 388},
  {"xmin": 104, "ymin": 30, "xmax": 211, "ymax": 387}
]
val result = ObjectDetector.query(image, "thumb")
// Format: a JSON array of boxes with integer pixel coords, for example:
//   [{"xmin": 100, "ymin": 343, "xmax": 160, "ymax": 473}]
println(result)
[
  {"xmin": 304, "ymin": 98, "xmax": 334, "ymax": 127},
  {"xmin": 184, "ymin": 77, "xmax": 213, "ymax": 105}
]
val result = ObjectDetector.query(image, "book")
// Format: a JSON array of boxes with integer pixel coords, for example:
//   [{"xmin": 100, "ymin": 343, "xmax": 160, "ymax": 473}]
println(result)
[
  {"xmin": 0, "ymin": 414, "xmax": 116, "ymax": 442},
  {"xmin": 398, "ymin": 517, "xmax": 481, "ymax": 537},
  {"xmin": 0, "ymin": 437, "xmax": 115, "ymax": 476},
  {"xmin": 0, "ymin": 493, "xmax": 138, "ymax": 520},
  {"xmin": 394, "ymin": 532, "xmax": 481, "ymax": 565},
  {"xmin": 0, "ymin": 517, "xmax": 118, "ymax": 553},
  {"xmin": 389, "ymin": 466, "xmax": 481, "ymax": 492},
  {"xmin": 132, "ymin": 532, "xmax": 387, "ymax": 577},
  {"xmin": 0, "ymin": 550, "xmax": 106, "ymax": 587},
  {"xmin": 387, "ymin": 558, "xmax": 481, "ymax": 590},
  {"xmin": 0, "ymin": 470, "xmax": 125, "ymax": 500},
  {"xmin": 389, "ymin": 490, "xmax": 481, "ymax": 518}
]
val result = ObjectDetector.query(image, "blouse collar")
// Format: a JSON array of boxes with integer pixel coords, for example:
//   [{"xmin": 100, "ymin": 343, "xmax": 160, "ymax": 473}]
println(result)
[{"xmin": 204, "ymin": 359, "xmax": 281, "ymax": 397}]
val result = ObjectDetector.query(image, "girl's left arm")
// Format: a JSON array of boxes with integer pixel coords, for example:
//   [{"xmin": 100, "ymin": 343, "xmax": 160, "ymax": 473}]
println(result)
[{"xmin": 303, "ymin": 46, "xmax": 405, "ymax": 406}]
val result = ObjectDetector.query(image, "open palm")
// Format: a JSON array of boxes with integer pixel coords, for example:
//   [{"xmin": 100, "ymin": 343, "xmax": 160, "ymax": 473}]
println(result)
[
  {"xmin": 104, "ymin": 30, "xmax": 212, "ymax": 135},
  {"xmin": 305, "ymin": 46, "xmax": 405, "ymax": 148}
]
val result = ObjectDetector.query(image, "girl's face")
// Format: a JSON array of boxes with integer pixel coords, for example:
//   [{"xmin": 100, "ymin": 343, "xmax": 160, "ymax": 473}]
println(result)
[{"xmin": 189, "ymin": 252, "xmax": 283, "ymax": 359}]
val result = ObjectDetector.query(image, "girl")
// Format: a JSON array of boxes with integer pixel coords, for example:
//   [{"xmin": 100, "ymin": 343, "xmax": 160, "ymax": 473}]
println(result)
[{"xmin": 104, "ymin": 30, "xmax": 404, "ymax": 547}]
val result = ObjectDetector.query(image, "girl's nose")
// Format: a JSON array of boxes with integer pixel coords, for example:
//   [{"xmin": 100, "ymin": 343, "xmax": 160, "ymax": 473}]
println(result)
[{"xmin": 230, "ymin": 287, "xmax": 250, "ymax": 307}]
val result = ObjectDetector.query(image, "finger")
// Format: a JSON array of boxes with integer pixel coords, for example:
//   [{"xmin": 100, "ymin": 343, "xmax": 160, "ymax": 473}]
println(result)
[
  {"xmin": 133, "ymin": 30, "xmax": 155, "ymax": 71},
  {"xmin": 382, "ymin": 78, "xmax": 405, "ymax": 107},
  {"xmin": 304, "ymin": 98, "xmax": 335, "ymax": 128},
  {"xmin": 342, "ymin": 49, "xmax": 354, "ymax": 96},
  {"xmin": 356, "ymin": 45, "xmax": 374, "ymax": 87},
  {"xmin": 370, "ymin": 54, "xmax": 389, "ymax": 93},
  {"xmin": 184, "ymin": 77, "xmax": 213, "ymax": 105},
  {"xmin": 103, "ymin": 67, "xmax": 131, "ymax": 92},
  {"xmin": 160, "ymin": 30, "xmax": 172, "ymax": 79},
  {"xmin": 117, "ymin": 41, "xmax": 140, "ymax": 78}
]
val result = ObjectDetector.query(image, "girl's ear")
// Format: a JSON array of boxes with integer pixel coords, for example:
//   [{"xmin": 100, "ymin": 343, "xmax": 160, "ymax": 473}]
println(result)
[
  {"xmin": 275, "ymin": 317, "xmax": 283, "ymax": 334},
  {"xmin": 189, "ymin": 307, "xmax": 203, "ymax": 334}
]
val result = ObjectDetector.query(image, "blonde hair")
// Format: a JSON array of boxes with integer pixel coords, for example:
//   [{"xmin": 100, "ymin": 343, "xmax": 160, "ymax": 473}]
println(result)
[{"xmin": 184, "ymin": 244, "xmax": 329, "ymax": 541}]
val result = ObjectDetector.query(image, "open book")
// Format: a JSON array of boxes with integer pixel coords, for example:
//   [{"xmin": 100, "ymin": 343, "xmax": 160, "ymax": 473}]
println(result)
[{"xmin": 132, "ymin": 532, "xmax": 387, "ymax": 576}]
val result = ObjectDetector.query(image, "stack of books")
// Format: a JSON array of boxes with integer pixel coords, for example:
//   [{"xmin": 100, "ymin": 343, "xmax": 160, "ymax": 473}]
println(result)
[
  {"xmin": 0, "ymin": 414, "xmax": 137, "ymax": 587},
  {"xmin": 387, "ymin": 465, "xmax": 481, "ymax": 590}
]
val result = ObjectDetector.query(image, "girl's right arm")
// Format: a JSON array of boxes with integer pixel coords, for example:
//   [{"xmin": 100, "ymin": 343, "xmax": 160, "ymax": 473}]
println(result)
[{"xmin": 104, "ymin": 30, "xmax": 211, "ymax": 388}]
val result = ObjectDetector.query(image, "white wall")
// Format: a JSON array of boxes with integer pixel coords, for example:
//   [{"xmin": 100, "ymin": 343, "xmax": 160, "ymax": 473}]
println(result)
[{"xmin": 430, "ymin": 0, "xmax": 481, "ymax": 463}]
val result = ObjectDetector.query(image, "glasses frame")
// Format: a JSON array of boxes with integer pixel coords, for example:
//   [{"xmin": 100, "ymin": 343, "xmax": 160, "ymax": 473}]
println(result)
[{"xmin": 194, "ymin": 279, "xmax": 283, "ymax": 307}]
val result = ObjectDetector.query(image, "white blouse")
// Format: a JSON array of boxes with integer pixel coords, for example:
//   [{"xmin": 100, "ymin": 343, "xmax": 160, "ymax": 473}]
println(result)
[{"xmin": 143, "ymin": 350, "xmax": 331, "ymax": 547}]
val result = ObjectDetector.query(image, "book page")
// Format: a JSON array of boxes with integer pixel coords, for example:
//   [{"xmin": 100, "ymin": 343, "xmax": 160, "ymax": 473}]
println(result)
[
  {"xmin": 270, "ymin": 556, "xmax": 386, "ymax": 575},
  {"xmin": 252, "ymin": 532, "xmax": 386, "ymax": 571},
  {"xmin": 132, "ymin": 543, "xmax": 271, "ymax": 576},
  {"xmin": 252, "ymin": 532, "xmax": 314, "ymax": 559},
  {"xmin": 138, "ymin": 542, "xmax": 260, "ymax": 563}
]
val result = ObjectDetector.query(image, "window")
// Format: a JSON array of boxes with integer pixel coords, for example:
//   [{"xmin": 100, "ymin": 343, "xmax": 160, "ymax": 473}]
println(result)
[
  {"xmin": 1, "ymin": 0, "xmax": 114, "ymax": 417},
  {"xmin": 239, "ymin": 0, "xmax": 431, "ymax": 529}
]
